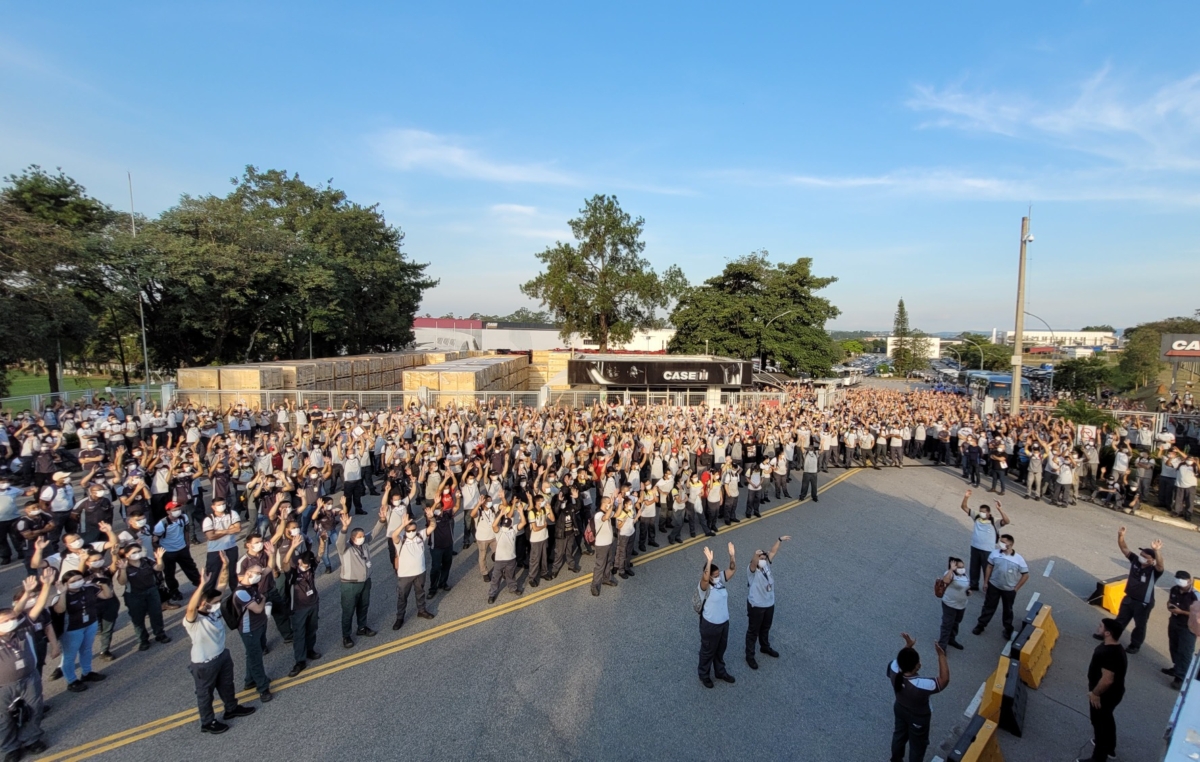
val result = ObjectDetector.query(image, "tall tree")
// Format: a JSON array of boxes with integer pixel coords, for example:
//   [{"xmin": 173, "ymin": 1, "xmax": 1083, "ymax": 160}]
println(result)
[
  {"xmin": 1118, "ymin": 315, "xmax": 1200, "ymax": 390},
  {"xmin": 955, "ymin": 333, "xmax": 1013, "ymax": 372},
  {"xmin": 668, "ymin": 252, "xmax": 841, "ymax": 376},
  {"xmin": 521, "ymin": 194, "xmax": 685, "ymax": 351}
]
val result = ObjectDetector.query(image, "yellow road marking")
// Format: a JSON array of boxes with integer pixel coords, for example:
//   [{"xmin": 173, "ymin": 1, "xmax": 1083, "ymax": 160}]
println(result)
[{"xmin": 40, "ymin": 469, "xmax": 860, "ymax": 761}]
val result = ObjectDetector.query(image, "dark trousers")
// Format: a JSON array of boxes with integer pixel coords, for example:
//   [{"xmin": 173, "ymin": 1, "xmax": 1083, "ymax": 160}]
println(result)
[
  {"xmin": 239, "ymin": 625, "xmax": 270, "ymax": 694},
  {"xmin": 204, "ymin": 547, "xmax": 238, "ymax": 592},
  {"xmin": 938, "ymin": 602, "xmax": 965, "ymax": 647},
  {"xmin": 1159, "ymin": 476, "xmax": 1176, "ymax": 509},
  {"xmin": 703, "ymin": 500, "xmax": 719, "ymax": 534},
  {"xmin": 976, "ymin": 585, "xmax": 1017, "ymax": 636},
  {"xmin": 668, "ymin": 510, "xmax": 689, "ymax": 543},
  {"xmin": 527, "ymin": 540, "xmax": 548, "ymax": 581},
  {"xmin": 772, "ymin": 473, "xmax": 790, "ymax": 499},
  {"xmin": 1115, "ymin": 597, "xmax": 1153, "ymax": 649},
  {"xmin": 430, "ymin": 547, "xmax": 454, "ymax": 591},
  {"xmin": 291, "ymin": 605, "xmax": 318, "ymax": 663},
  {"xmin": 746, "ymin": 490, "xmax": 762, "ymax": 517},
  {"xmin": 968, "ymin": 546, "xmax": 990, "ymax": 591},
  {"xmin": 698, "ymin": 616, "xmax": 730, "ymax": 679},
  {"xmin": 1088, "ymin": 698, "xmax": 1121, "ymax": 762},
  {"xmin": 590, "ymin": 543, "xmax": 614, "ymax": 592},
  {"xmin": 890, "ymin": 703, "xmax": 931, "ymax": 762},
  {"xmin": 553, "ymin": 531, "xmax": 579, "ymax": 573},
  {"xmin": 188, "ymin": 649, "xmax": 237, "ymax": 727},
  {"xmin": 396, "ymin": 573, "xmax": 428, "ymax": 622},
  {"xmin": 267, "ymin": 581, "xmax": 293, "ymax": 640},
  {"xmin": 489, "ymin": 558, "xmax": 521, "ymax": 598},
  {"xmin": 637, "ymin": 518, "xmax": 657, "ymax": 550},
  {"xmin": 1169, "ymin": 617, "xmax": 1197, "ymax": 679},
  {"xmin": 799, "ymin": 473, "xmax": 818, "ymax": 501},
  {"xmin": 989, "ymin": 468, "xmax": 1007, "ymax": 493},
  {"xmin": 162, "ymin": 548, "xmax": 200, "ymax": 598},
  {"xmin": 0, "ymin": 519, "xmax": 24, "ymax": 564},
  {"xmin": 343, "ymin": 480, "xmax": 363, "ymax": 512},
  {"xmin": 340, "ymin": 578, "xmax": 371, "ymax": 637},
  {"xmin": 614, "ymin": 533, "xmax": 634, "ymax": 574},
  {"xmin": 746, "ymin": 603, "xmax": 774, "ymax": 657},
  {"xmin": 124, "ymin": 586, "xmax": 166, "ymax": 643}
]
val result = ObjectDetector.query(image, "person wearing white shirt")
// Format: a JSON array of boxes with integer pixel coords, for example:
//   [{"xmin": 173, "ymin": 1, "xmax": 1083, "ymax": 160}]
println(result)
[
  {"xmin": 588, "ymin": 497, "xmax": 618, "ymax": 597},
  {"xmin": 488, "ymin": 501, "xmax": 527, "ymax": 603},
  {"xmin": 745, "ymin": 536, "xmax": 789, "ymax": 670},
  {"xmin": 182, "ymin": 570, "xmax": 256, "ymax": 734},
  {"xmin": 697, "ymin": 542, "xmax": 737, "ymax": 688},
  {"xmin": 972, "ymin": 534, "xmax": 1029, "ymax": 640},
  {"xmin": 389, "ymin": 509, "xmax": 434, "ymax": 630}
]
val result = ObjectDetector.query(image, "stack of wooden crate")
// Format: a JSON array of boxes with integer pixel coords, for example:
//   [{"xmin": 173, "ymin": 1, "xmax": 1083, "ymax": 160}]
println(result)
[{"xmin": 529, "ymin": 350, "xmax": 572, "ymax": 390}]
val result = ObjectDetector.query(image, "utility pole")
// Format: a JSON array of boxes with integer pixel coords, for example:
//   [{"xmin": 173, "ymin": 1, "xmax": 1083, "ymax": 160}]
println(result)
[
  {"xmin": 129, "ymin": 173, "xmax": 152, "ymax": 388},
  {"xmin": 1010, "ymin": 216, "xmax": 1031, "ymax": 416}
]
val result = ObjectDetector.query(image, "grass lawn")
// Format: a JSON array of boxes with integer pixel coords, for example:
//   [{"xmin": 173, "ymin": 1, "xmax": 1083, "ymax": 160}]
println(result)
[{"xmin": 4, "ymin": 372, "xmax": 120, "ymax": 398}]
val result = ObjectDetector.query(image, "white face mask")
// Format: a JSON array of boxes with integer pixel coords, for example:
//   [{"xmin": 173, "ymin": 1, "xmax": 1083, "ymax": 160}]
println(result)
[
  {"xmin": 246, "ymin": 573, "xmax": 262, "ymax": 585},
  {"xmin": 954, "ymin": 568, "xmax": 966, "ymax": 577},
  {"xmin": 129, "ymin": 552, "xmax": 144, "ymax": 562},
  {"xmin": 248, "ymin": 543, "xmax": 263, "ymax": 554},
  {"xmin": 169, "ymin": 510, "xmax": 182, "ymax": 519},
  {"xmin": 89, "ymin": 560, "xmax": 106, "ymax": 569},
  {"xmin": 289, "ymin": 528, "xmax": 301, "ymax": 537},
  {"xmin": 352, "ymin": 537, "xmax": 365, "ymax": 546},
  {"xmin": 0, "ymin": 619, "xmax": 17, "ymax": 634},
  {"xmin": 213, "ymin": 505, "xmax": 226, "ymax": 513},
  {"xmin": 68, "ymin": 580, "xmax": 85, "ymax": 591},
  {"xmin": 68, "ymin": 539, "xmax": 85, "ymax": 550}
]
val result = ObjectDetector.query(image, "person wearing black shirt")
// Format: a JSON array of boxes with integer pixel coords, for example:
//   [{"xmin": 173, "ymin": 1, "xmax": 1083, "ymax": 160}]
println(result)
[
  {"xmin": 1164, "ymin": 571, "xmax": 1198, "ymax": 689},
  {"xmin": 75, "ymin": 482, "xmax": 115, "ymax": 544},
  {"xmin": 1081, "ymin": 619, "xmax": 1127, "ymax": 762},
  {"xmin": 0, "ymin": 571, "xmax": 54, "ymax": 760},
  {"xmin": 1099, "ymin": 528, "xmax": 1164, "ymax": 654},
  {"xmin": 886, "ymin": 632, "xmax": 948, "ymax": 762},
  {"xmin": 53, "ymin": 570, "xmax": 113, "ymax": 693},
  {"xmin": 115, "ymin": 544, "xmax": 172, "ymax": 651},
  {"xmin": 285, "ymin": 550, "xmax": 323, "ymax": 677},
  {"xmin": 551, "ymin": 486, "xmax": 583, "ymax": 577}
]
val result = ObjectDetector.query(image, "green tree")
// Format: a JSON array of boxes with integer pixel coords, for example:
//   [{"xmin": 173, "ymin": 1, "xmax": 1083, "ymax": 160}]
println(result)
[
  {"xmin": 521, "ymin": 194, "xmax": 685, "ymax": 351},
  {"xmin": 956, "ymin": 333, "xmax": 1013, "ymax": 371},
  {"xmin": 840, "ymin": 339, "xmax": 865, "ymax": 355},
  {"xmin": 1052, "ymin": 355, "xmax": 1114, "ymax": 396},
  {"xmin": 889, "ymin": 299, "xmax": 932, "ymax": 375},
  {"xmin": 469, "ymin": 308, "xmax": 555, "ymax": 324},
  {"xmin": 1053, "ymin": 400, "xmax": 1117, "ymax": 427},
  {"xmin": 0, "ymin": 166, "xmax": 113, "ymax": 394},
  {"xmin": 1117, "ymin": 315, "xmax": 1200, "ymax": 390},
  {"xmin": 668, "ymin": 252, "xmax": 840, "ymax": 376},
  {"xmin": 1080, "ymin": 325, "xmax": 1115, "ymax": 332}
]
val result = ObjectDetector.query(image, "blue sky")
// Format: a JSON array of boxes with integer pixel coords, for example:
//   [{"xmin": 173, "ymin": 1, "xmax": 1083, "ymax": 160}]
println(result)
[{"xmin": 3, "ymin": 2, "xmax": 1198, "ymax": 332}]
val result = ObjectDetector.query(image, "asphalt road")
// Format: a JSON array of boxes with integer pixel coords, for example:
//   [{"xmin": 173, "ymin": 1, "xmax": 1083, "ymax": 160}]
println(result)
[{"xmin": 10, "ymin": 461, "xmax": 1199, "ymax": 762}]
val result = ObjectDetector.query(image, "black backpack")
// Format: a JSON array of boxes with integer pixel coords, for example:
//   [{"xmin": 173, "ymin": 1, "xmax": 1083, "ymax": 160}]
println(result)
[{"xmin": 220, "ymin": 593, "xmax": 240, "ymax": 631}]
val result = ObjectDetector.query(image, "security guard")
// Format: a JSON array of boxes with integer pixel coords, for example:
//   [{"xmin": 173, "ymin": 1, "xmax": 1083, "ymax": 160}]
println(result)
[
  {"xmin": 1164, "ymin": 571, "xmax": 1197, "ymax": 689},
  {"xmin": 1102, "ymin": 527, "xmax": 1164, "ymax": 654},
  {"xmin": 887, "ymin": 633, "xmax": 948, "ymax": 762},
  {"xmin": 746, "ymin": 536, "xmax": 790, "ymax": 669},
  {"xmin": 697, "ymin": 543, "xmax": 737, "ymax": 688}
]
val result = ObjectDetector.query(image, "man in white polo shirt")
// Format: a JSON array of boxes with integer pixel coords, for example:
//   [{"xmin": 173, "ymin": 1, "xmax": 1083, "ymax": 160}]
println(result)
[
  {"xmin": 390, "ymin": 508, "xmax": 435, "ymax": 630},
  {"xmin": 182, "ymin": 570, "xmax": 255, "ymax": 735},
  {"xmin": 972, "ymin": 533, "xmax": 1029, "ymax": 640},
  {"xmin": 746, "ymin": 535, "xmax": 790, "ymax": 669}
]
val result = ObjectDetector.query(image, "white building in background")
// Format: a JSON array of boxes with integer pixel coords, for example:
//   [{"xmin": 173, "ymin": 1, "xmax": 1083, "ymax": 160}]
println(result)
[
  {"xmin": 411, "ymin": 318, "xmax": 675, "ymax": 353},
  {"xmin": 995, "ymin": 330, "xmax": 1117, "ymax": 349},
  {"xmin": 885, "ymin": 336, "xmax": 942, "ymax": 360}
]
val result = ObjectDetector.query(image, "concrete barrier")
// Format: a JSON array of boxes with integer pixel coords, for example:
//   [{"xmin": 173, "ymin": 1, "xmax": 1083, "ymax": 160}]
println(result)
[
  {"xmin": 1088, "ymin": 575, "xmax": 1126, "ymax": 616},
  {"xmin": 946, "ymin": 713, "xmax": 1005, "ymax": 762}
]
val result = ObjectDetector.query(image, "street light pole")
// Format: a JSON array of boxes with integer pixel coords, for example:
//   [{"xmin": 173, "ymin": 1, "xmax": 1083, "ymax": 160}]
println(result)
[
  {"xmin": 1011, "ymin": 216, "xmax": 1031, "ymax": 416},
  {"xmin": 959, "ymin": 336, "xmax": 985, "ymax": 371},
  {"xmin": 128, "ymin": 173, "xmax": 153, "ymax": 389},
  {"xmin": 757, "ymin": 309, "xmax": 794, "ymax": 370}
]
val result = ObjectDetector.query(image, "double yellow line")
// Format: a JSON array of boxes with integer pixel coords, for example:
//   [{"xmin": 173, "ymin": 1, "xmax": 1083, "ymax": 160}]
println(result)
[{"xmin": 41, "ymin": 469, "xmax": 859, "ymax": 761}]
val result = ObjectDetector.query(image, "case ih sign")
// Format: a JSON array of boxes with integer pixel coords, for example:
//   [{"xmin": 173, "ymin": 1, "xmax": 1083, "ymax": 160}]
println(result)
[{"xmin": 1161, "ymin": 334, "xmax": 1200, "ymax": 360}]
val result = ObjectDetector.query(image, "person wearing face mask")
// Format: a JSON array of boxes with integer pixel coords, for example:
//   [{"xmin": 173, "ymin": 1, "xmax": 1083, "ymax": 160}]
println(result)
[
  {"xmin": 0, "ymin": 479, "xmax": 26, "ymax": 567},
  {"xmin": 313, "ymin": 496, "xmax": 343, "ymax": 575},
  {"xmin": 588, "ymin": 497, "xmax": 618, "ymax": 597},
  {"xmin": 16, "ymin": 502, "xmax": 54, "ymax": 576},
  {"xmin": 958, "ymin": 490, "xmax": 1010, "ymax": 594},
  {"xmin": 936, "ymin": 557, "xmax": 969, "ymax": 652},
  {"xmin": 53, "ymin": 570, "xmax": 113, "ymax": 693},
  {"xmin": 887, "ymin": 633, "xmax": 949, "ymax": 762},
  {"xmin": 471, "ymin": 498, "xmax": 499, "ymax": 582},
  {"xmin": 0, "ymin": 571, "xmax": 54, "ymax": 759},
  {"xmin": 239, "ymin": 528, "xmax": 295, "ymax": 646},
  {"xmin": 84, "ymin": 549, "xmax": 121, "ymax": 661},
  {"xmin": 696, "ymin": 543, "xmax": 737, "ymax": 688},
  {"xmin": 232, "ymin": 563, "xmax": 273, "ymax": 703},
  {"xmin": 182, "ymin": 569, "xmax": 256, "ymax": 735},
  {"xmin": 459, "ymin": 463, "xmax": 482, "ymax": 551},
  {"xmin": 488, "ymin": 500, "xmax": 528, "ymax": 604},
  {"xmin": 1164, "ymin": 570, "xmax": 1198, "ymax": 689},
  {"xmin": 1099, "ymin": 528, "xmax": 1165, "ymax": 655},
  {"xmin": 201, "ymin": 499, "xmax": 241, "ymax": 592},
  {"xmin": 429, "ymin": 484, "xmax": 462, "ymax": 598},
  {"xmin": 335, "ymin": 504, "xmax": 385, "ymax": 648},
  {"xmin": 390, "ymin": 508, "xmax": 436, "ymax": 630},
  {"xmin": 115, "ymin": 544, "xmax": 172, "ymax": 651},
  {"xmin": 971, "ymin": 533, "xmax": 1029, "ymax": 640},
  {"xmin": 1080, "ymin": 618, "xmax": 1127, "ymax": 762},
  {"xmin": 153, "ymin": 502, "xmax": 201, "ymax": 603},
  {"xmin": 285, "ymin": 550, "xmax": 323, "ymax": 678},
  {"xmin": 745, "ymin": 536, "xmax": 789, "ymax": 670}
]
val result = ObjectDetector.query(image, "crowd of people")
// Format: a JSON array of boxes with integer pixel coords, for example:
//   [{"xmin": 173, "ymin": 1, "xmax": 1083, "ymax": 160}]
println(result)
[{"xmin": 0, "ymin": 382, "xmax": 1195, "ymax": 759}]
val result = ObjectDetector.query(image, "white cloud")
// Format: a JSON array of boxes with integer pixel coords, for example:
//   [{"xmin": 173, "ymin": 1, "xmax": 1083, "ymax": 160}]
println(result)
[
  {"xmin": 490, "ymin": 203, "xmax": 538, "ymax": 216},
  {"xmin": 373, "ymin": 129, "xmax": 577, "ymax": 185},
  {"xmin": 908, "ymin": 67, "xmax": 1200, "ymax": 172}
]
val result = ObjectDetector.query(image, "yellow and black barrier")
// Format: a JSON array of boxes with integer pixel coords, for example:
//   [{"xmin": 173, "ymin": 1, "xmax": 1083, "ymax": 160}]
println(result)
[
  {"xmin": 1088, "ymin": 576, "xmax": 1126, "ymax": 616},
  {"xmin": 998, "ymin": 655, "xmax": 1027, "ymax": 737},
  {"xmin": 1009, "ymin": 603, "xmax": 1058, "ymax": 689},
  {"xmin": 947, "ymin": 713, "xmax": 1005, "ymax": 762},
  {"xmin": 978, "ymin": 655, "xmax": 1010, "ymax": 723}
]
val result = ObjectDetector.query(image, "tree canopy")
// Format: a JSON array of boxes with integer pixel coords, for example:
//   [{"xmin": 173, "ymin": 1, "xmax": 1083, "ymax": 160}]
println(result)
[
  {"xmin": 889, "ymin": 298, "xmax": 932, "ymax": 376},
  {"xmin": 1118, "ymin": 314, "xmax": 1200, "ymax": 390},
  {"xmin": 520, "ymin": 194, "xmax": 686, "ymax": 351},
  {"xmin": 951, "ymin": 334, "xmax": 1013, "ymax": 371},
  {"xmin": 1052, "ymin": 355, "xmax": 1114, "ymax": 396},
  {"xmin": 668, "ymin": 252, "xmax": 840, "ymax": 376},
  {"xmin": 0, "ymin": 165, "xmax": 436, "ymax": 394},
  {"xmin": 1080, "ymin": 325, "xmax": 1115, "ymax": 332}
]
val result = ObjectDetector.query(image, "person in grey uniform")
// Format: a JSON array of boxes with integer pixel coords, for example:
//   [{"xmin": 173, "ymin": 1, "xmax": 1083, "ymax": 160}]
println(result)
[
  {"xmin": 589, "ymin": 497, "xmax": 618, "ymax": 596},
  {"xmin": 936, "ymin": 557, "xmax": 969, "ymax": 651},
  {"xmin": 746, "ymin": 536, "xmax": 790, "ymax": 669},
  {"xmin": 0, "ymin": 571, "xmax": 54, "ymax": 756},
  {"xmin": 336, "ymin": 505, "xmax": 385, "ymax": 649},
  {"xmin": 697, "ymin": 542, "xmax": 737, "ymax": 688},
  {"xmin": 488, "ymin": 500, "xmax": 527, "ymax": 603},
  {"xmin": 182, "ymin": 569, "xmax": 255, "ymax": 735}
]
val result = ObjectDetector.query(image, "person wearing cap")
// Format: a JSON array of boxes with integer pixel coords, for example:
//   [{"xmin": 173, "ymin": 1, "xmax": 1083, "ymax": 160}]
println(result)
[
  {"xmin": 745, "ymin": 536, "xmax": 789, "ymax": 669},
  {"xmin": 1164, "ymin": 571, "xmax": 1198, "ymax": 689},
  {"xmin": 887, "ymin": 632, "xmax": 948, "ymax": 762},
  {"xmin": 153, "ymin": 501, "xmax": 201, "ymax": 602},
  {"xmin": 1080, "ymin": 618, "xmax": 1127, "ymax": 762},
  {"xmin": 1100, "ymin": 527, "xmax": 1164, "ymax": 654},
  {"xmin": 39, "ymin": 471, "xmax": 74, "ymax": 546}
]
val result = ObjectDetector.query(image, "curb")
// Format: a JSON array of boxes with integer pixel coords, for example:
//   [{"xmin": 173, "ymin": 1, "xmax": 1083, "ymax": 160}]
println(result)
[{"xmin": 1130, "ymin": 509, "xmax": 1199, "ymax": 533}]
